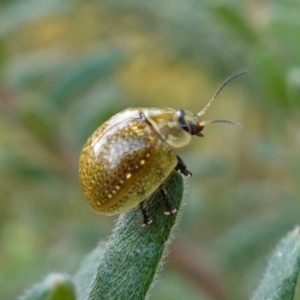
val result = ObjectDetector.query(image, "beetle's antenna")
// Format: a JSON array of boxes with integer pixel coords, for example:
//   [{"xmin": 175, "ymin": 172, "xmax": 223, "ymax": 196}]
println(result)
[
  {"xmin": 197, "ymin": 69, "xmax": 248, "ymax": 117},
  {"xmin": 198, "ymin": 119, "xmax": 241, "ymax": 127}
]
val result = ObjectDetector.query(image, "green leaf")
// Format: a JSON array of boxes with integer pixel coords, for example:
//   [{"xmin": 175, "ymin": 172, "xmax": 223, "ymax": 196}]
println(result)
[
  {"xmin": 251, "ymin": 227, "xmax": 300, "ymax": 300},
  {"xmin": 74, "ymin": 247, "xmax": 103, "ymax": 300},
  {"xmin": 250, "ymin": 46, "xmax": 287, "ymax": 106},
  {"xmin": 0, "ymin": 38, "xmax": 5, "ymax": 69},
  {"xmin": 286, "ymin": 67, "xmax": 300, "ymax": 109},
  {"xmin": 48, "ymin": 51, "xmax": 124, "ymax": 109},
  {"xmin": 212, "ymin": 4, "xmax": 257, "ymax": 44},
  {"xmin": 19, "ymin": 273, "xmax": 76, "ymax": 300},
  {"xmin": 74, "ymin": 171, "xmax": 184, "ymax": 300}
]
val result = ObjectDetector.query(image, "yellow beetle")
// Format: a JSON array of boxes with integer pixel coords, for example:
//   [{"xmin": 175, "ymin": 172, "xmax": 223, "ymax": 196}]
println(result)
[{"xmin": 79, "ymin": 69, "xmax": 247, "ymax": 225}]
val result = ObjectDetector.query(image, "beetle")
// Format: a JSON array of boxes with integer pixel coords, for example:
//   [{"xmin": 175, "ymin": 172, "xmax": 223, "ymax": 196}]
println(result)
[{"xmin": 79, "ymin": 69, "xmax": 247, "ymax": 226}]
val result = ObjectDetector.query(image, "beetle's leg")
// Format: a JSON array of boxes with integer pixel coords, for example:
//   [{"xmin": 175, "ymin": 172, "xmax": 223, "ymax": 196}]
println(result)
[
  {"xmin": 175, "ymin": 155, "xmax": 192, "ymax": 177},
  {"xmin": 140, "ymin": 201, "xmax": 152, "ymax": 227},
  {"xmin": 160, "ymin": 186, "xmax": 177, "ymax": 216}
]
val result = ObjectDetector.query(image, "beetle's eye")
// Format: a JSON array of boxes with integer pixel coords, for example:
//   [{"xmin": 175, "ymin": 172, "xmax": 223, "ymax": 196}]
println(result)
[
  {"xmin": 176, "ymin": 110, "xmax": 201, "ymax": 135},
  {"xmin": 187, "ymin": 121, "xmax": 198, "ymax": 135}
]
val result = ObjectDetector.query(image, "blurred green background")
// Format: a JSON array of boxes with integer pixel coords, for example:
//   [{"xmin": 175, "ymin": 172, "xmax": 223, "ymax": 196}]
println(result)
[{"xmin": 1, "ymin": 0, "xmax": 300, "ymax": 299}]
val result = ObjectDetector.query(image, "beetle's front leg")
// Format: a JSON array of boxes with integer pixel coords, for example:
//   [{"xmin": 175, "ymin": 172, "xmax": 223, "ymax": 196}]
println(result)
[
  {"xmin": 175, "ymin": 155, "xmax": 192, "ymax": 177},
  {"xmin": 140, "ymin": 201, "xmax": 152, "ymax": 227},
  {"xmin": 160, "ymin": 186, "xmax": 176, "ymax": 216}
]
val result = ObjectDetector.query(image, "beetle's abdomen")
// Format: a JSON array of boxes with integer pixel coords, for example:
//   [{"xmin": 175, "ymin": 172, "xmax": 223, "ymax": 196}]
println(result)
[{"xmin": 79, "ymin": 111, "xmax": 177, "ymax": 215}]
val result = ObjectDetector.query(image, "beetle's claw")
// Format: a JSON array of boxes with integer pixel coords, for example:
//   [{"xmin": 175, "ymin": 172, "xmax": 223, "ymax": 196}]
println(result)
[
  {"xmin": 142, "ymin": 217, "xmax": 153, "ymax": 227},
  {"xmin": 183, "ymin": 169, "xmax": 193, "ymax": 177},
  {"xmin": 164, "ymin": 207, "xmax": 177, "ymax": 216},
  {"xmin": 177, "ymin": 168, "xmax": 192, "ymax": 177}
]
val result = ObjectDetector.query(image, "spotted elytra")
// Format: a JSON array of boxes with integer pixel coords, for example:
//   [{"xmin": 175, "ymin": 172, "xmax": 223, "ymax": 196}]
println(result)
[{"xmin": 79, "ymin": 69, "xmax": 248, "ymax": 226}]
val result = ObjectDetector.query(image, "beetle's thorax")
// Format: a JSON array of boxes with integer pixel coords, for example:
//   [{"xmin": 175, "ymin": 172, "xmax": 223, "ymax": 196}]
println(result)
[{"xmin": 143, "ymin": 108, "xmax": 192, "ymax": 148}]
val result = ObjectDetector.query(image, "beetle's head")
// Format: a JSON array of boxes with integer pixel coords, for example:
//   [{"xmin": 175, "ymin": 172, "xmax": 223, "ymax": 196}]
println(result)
[
  {"xmin": 144, "ymin": 69, "xmax": 247, "ymax": 149},
  {"xmin": 177, "ymin": 109, "xmax": 241, "ymax": 138},
  {"xmin": 178, "ymin": 68, "xmax": 248, "ymax": 137}
]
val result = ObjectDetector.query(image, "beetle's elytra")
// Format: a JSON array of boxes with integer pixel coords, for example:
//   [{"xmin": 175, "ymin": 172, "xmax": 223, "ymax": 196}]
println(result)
[{"xmin": 79, "ymin": 69, "xmax": 248, "ymax": 226}]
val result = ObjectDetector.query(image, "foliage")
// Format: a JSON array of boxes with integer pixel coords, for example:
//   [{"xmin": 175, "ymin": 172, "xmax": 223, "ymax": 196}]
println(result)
[
  {"xmin": 19, "ymin": 225, "xmax": 300, "ymax": 300},
  {"xmin": 251, "ymin": 227, "xmax": 300, "ymax": 300}
]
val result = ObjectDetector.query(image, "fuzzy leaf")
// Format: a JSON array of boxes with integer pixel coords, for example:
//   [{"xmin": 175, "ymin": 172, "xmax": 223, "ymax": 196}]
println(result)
[
  {"xmin": 74, "ymin": 171, "xmax": 184, "ymax": 300},
  {"xmin": 19, "ymin": 273, "xmax": 76, "ymax": 300},
  {"xmin": 251, "ymin": 227, "xmax": 300, "ymax": 300}
]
